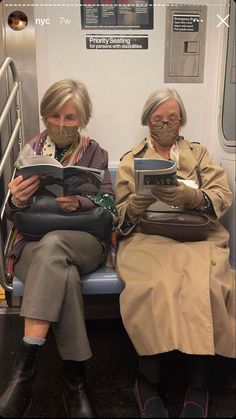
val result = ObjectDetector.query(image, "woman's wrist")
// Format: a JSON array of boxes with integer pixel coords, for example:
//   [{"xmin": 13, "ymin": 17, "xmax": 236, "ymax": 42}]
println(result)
[
  {"xmin": 195, "ymin": 192, "xmax": 213, "ymax": 214},
  {"xmin": 11, "ymin": 196, "xmax": 29, "ymax": 209}
]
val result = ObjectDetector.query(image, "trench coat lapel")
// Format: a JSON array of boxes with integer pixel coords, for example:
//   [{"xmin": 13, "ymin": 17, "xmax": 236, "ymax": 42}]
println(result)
[{"xmin": 177, "ymin": 139, "xmax": 201, "ymax": 180}]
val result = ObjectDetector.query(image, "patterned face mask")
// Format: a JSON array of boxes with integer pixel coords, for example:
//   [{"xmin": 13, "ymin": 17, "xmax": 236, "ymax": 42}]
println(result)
[
  {"xmin": 46, "ymin": 122, "xmax": 79, "ymax": 147},
  {"xmin": 149, "ymin": 123, "xmax": 180, "ymax": 149}
]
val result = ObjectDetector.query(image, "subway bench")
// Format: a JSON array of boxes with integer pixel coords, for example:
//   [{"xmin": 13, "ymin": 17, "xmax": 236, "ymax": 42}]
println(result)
[
  {"xmin": 10, "ymin": 166, "xmax": 124, "ymax": 312},
  {"xmin": 12, "ymin": 267, "xmax": 123, "ymax": 318},
  {"xmin": 13, "ymin": 266, "xmax": 122, "ymax": 296}
]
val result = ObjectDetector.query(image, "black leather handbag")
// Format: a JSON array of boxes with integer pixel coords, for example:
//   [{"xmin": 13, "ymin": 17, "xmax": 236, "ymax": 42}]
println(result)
[{"xmin": 13, "ymin": 196, "xmax": 113, "ymax": 242}]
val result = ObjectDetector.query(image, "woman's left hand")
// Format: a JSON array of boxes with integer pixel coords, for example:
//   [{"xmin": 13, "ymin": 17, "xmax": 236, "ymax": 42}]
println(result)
[
  {"xmin": 56, "ymin": 195, "xmax": 80, "ymax": 212},
  {"xmin": 151, "ymin": 182, "xmax": 203, "ymax": 209}
]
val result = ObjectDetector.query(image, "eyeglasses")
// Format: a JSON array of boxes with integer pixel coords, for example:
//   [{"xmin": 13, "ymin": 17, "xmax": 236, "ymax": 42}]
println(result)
[{"xmin": 150, "ymin": 119, "xmax": 181, "ymax": 129}]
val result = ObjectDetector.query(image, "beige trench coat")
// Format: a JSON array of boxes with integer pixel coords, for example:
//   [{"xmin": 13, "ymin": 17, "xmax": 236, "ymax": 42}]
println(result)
[{"xmin": 115, "ymin": 137, "xmax": 235, "ymax": 358}]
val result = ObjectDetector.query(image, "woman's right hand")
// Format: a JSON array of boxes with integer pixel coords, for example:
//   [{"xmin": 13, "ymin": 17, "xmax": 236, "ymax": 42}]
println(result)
[
  {"xmin": 127, "ymin": 193, "xmax": 157, "ymax": 221},
  {"xmin": 8, "ymin": 175, "xmax": 40, "ymax": 206}
]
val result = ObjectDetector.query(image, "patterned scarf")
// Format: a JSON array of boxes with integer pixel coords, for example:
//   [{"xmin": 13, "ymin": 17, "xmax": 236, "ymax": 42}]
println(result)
[{"xmin": 42, "ymin": 135, "xmax": 91, "ymax": 166}]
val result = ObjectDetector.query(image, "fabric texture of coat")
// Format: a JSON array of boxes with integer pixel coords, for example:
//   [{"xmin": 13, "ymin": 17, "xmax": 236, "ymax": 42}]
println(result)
[{"xmin": 115, "ymin": 137, "xmax": 235, "ymax": 358}]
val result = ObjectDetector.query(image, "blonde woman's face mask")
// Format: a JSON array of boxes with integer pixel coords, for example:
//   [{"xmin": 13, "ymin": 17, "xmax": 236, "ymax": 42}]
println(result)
[
  {"xmin": 46, "ymin": 98, "xmax": 80, "ymax": 147},
  {"xmin": 46, "ymin": 123, "xmax": 79, "ymax": 147}
]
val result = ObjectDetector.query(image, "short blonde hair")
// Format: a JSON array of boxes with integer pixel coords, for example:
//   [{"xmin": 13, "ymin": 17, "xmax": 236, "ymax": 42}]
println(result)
[
  {"xmin": 40, "ymin": 79, "xmax": 92, "ymax": 128},
  {"xmin": 141, "ymin": 87, "xmax": 187, "ymax": 127}
]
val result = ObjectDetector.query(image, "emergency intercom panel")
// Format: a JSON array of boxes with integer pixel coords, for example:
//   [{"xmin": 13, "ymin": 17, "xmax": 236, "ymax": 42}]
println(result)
[{"xmin": 164, "ymin": 5, "xmax": 207, "ymax": 83}]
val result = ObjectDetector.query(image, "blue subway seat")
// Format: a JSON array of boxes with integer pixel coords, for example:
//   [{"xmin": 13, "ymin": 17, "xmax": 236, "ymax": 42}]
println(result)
[{"xmin": 13, "ymin": 266, "xmax": 123, "ymax": 297}]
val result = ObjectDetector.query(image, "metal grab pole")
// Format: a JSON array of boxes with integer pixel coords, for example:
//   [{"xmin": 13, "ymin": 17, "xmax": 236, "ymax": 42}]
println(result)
[{"xmin": 0, "ymin": 57, "xmax": 24, "ymax": 292}]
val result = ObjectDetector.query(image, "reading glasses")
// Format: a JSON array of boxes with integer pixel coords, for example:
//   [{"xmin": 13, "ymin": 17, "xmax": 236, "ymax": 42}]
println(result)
[{"xmin": 150, "ymin": 120, "xmax": 181, "ymax": 129}]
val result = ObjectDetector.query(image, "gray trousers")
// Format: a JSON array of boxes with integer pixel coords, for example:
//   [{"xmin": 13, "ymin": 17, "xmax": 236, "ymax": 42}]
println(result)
[{"xmin": 14, "ymin": 230, "xmax": 104, "ymax": 361}]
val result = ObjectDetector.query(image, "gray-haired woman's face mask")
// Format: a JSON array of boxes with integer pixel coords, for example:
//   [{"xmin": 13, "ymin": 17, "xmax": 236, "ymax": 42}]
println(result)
[
  {"xmin": 46, "ymin": 122, "xmax": 79, "ymax": 147},
  {"xmin": 149, "ymin": 122, "xmax": 180, "ymax": 149}
]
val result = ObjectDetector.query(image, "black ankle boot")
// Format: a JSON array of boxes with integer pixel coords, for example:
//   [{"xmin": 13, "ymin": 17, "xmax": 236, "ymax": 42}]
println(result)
[
  {"xmin": 63, "ymin": 360, "xmax": 97, "ymax": 418},
  {"xmin": 0, "ymin": 341, "xmax": 41, "ymax": 418}
]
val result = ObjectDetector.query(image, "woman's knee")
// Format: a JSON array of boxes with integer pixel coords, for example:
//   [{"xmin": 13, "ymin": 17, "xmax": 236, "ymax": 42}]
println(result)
[
  {"xmin": 35, "ymin": 230, "xmax": 102, "ymax": 255},
  {"xmin": 38, "ymin": 231, "xmax": 64, "ymax": 248}
]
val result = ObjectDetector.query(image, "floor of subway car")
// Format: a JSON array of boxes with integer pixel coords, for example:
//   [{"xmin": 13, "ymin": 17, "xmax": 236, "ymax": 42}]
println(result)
[{"xmin": 0, "ymin": 309, "xmax": 235, "ymax": 418}]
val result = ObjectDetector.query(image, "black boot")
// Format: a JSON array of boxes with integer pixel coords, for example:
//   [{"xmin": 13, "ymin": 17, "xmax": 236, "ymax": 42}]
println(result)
[
  {"xmin": 0, "ymin": 341, "xmax": 41, "ymax": 418},
  {"xmin": 63, "ymin": 360, "xmax": 97, "ymax": 418}
]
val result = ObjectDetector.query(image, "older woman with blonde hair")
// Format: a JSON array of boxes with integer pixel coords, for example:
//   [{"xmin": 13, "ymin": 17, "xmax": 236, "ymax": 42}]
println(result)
[
  {"xmin": 0, "ymin": 79, "xmax": 116, "ymax": 418},
  {"xmin": 115, "ymin": 87, "xmax": 235, "ymax": 418}
]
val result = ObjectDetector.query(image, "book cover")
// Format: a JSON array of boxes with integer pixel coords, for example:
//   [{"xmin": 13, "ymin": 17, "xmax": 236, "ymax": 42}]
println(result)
[
  {"xmin": 134, "ymin": 158, "xmax": 177, "ymax": 195},
  {"xmin": 16, "ymin": 155, "xmax": 104, "ymax": 197}
]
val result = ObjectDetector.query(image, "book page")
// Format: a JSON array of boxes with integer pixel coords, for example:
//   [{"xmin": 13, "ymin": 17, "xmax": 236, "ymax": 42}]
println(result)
[
  {"xmin": 134, "ymin": 158, "xmax": 177, "ymax": 195},
  {"xmin": 18, "ymin": 165, "xmax": 63, "ymax": 179},
  {"xmin": 17, "ymin": 165, "xmax": 64, "ymax": 197},
  {"xmin": 18, "ymin": 155, "xmax": 62, "ymax": 167},
  {"xmin": 63, "ymin": 167, "xmax": 104, "ymax": 195},
  {"xmin": 134, "ymin": 158, "xmax": 177, "ymax": 172},
  {"xmin": 67, "ymin": 164, "xmax": 104, "ymax": 177}
]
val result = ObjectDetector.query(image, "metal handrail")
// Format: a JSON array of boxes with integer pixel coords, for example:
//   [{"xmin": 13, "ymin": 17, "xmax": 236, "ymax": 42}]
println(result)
[{"xmin": 0, "ymin": 57, "xmax": 24, "ymax": 292}]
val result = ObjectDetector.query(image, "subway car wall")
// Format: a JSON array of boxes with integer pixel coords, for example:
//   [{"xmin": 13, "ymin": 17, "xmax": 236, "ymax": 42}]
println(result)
[{"xmin": 0, "ymin": 0, "xmax": 235, "ymax": 266}]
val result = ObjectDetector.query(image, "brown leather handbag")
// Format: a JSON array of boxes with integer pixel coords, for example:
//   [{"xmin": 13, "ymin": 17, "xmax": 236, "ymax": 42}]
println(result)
[{"xmin": 140, "ymin": 210, "xmax": 210, "ymax": 242}]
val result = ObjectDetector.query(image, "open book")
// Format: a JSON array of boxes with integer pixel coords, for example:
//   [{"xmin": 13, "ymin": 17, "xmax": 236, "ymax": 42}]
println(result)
[
  {"xmin": 134, "ymin": 158, "xmax": 177, "ymax": 195},
  {"xmin": 16, "ymin": 155, "xmax": 104, "ymax": 197}
]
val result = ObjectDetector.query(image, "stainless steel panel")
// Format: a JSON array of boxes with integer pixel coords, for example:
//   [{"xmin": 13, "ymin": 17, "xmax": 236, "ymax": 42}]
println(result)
[
  {"xmin": 0, "ymin": 2, "xmax": 6, "ymax": 64},
  {"xmin": 164, "ymin": 5, "xmax": 207, "ymax": 83},
  {"xmin": 222, "ymin": 0, "xmax": 236, "ymax": 145},
  {"xmin": 3, "ymin": 0, "xmax": 39, "ymax": 142},
  {"xmin": 0, "ymin": 6, "xmax": 15, "ymax": 194}
]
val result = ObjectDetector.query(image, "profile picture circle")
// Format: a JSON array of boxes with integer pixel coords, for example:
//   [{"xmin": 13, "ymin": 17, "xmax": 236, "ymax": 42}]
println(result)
[{"xmin": 8, "ymin": 11, "xmax": 28, "ymax": 31}]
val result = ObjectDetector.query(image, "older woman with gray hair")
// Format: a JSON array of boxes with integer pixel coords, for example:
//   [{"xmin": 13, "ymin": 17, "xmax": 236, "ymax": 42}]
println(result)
[
  {"xmin": 0, "ymin": 79, "xmax": 116, "ymax": 418},
  {"xmin": 115, "ymin": 87, "xmax": 235, "ymax": 418}
]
